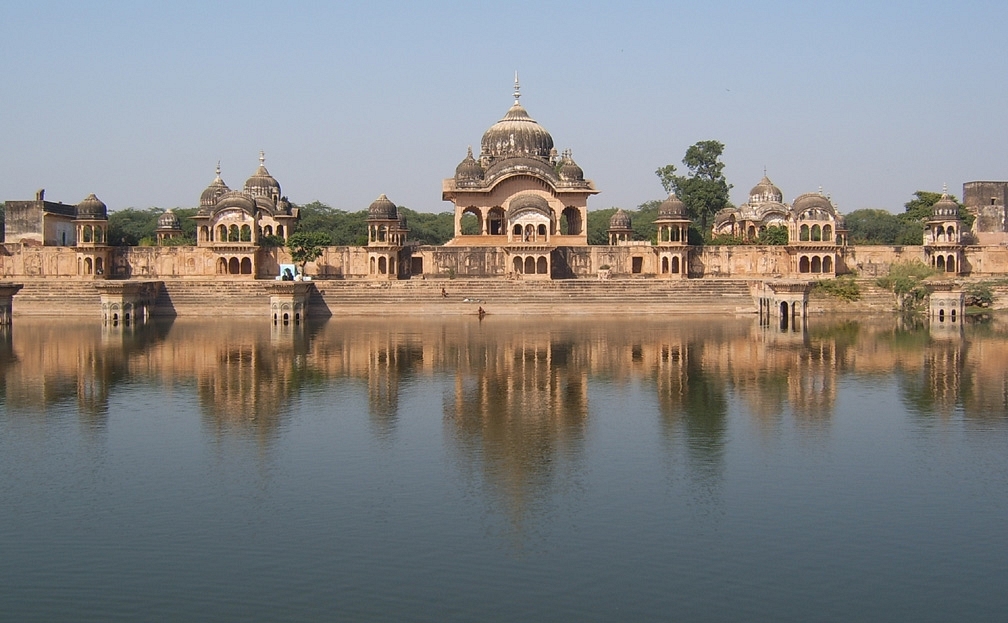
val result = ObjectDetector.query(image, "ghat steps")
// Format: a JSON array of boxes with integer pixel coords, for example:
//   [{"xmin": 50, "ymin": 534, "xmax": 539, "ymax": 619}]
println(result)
[
  {"xmin": 7, "ymin": 276, "xmax": 968, "ymax": 317},
  {"xmin": 309, "ymin": 278, "xmax": 757, "ymax": 316}
]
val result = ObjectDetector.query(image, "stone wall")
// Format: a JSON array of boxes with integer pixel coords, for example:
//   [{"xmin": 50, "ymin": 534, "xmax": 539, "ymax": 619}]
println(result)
[
  {"xmin": 6, "ymin": 240, "xmax": 1008, "ymax": 282},
  {"xmin": 693, "ymin": 246, "xmax": 791, "ymax": 277}
]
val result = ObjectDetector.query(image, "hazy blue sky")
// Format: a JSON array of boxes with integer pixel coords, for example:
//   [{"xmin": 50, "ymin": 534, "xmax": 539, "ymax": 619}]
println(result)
[{"xmin": 3, "ymin": 1, "xmax": 1006, "ymax": 215}]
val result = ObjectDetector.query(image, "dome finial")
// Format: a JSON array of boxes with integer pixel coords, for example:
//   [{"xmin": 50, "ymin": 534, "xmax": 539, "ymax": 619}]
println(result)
[
  {"xmin": 259, "ymin": 150, "xmax": 265, "ymax": 166},
  {"xmin": 215, "ymin": 160, "xmax": 221, "ymax": 177},
  {"xmin": 514, "ymin": 71, "xmax": 521, "ymax": 103}
]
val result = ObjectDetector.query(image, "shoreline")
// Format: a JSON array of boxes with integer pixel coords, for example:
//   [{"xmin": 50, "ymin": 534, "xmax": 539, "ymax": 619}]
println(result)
[{"xmin": 3, "ymin": 275, "xmax": 1006, "ymax": 318}]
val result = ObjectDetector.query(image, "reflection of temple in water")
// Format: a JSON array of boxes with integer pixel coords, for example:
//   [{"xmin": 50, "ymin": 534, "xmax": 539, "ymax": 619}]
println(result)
[
  {"xmin": 1, "ymin": 320, "xmax": 168, "ymax": 425},
  {"xmin": 443, "ymin": 327, "xmax": 589, "ymax": 530},
  {"xmin": 1, "ymin": 319, "xmax": 315, "ymax": 441}
]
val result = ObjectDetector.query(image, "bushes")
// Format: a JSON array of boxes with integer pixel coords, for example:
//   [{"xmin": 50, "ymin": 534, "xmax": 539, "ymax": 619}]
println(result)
[
  {"xmin": 812, "ymin": 277, "xmax": 860, "ymax": 301},
  {"xmin": 964, "ymin": 282, "xmax": 994, "ymax": 308},
  {"xmin": 876, "ymin": 261, "xmax": 935, "ymax": 312}
]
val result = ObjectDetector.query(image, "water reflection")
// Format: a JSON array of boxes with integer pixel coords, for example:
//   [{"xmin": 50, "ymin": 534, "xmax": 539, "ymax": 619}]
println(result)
[
  {"xmin": 3, "ymin": 314, "xmax": 1007, "ymax": 512},
  {"xmin": 441, "ymin": 325, "xmax": 589, "ymax": 531}
]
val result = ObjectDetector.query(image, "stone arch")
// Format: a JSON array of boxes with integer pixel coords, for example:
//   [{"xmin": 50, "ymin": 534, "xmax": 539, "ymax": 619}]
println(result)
[
  {"xmin": 461, "ymin": 206, "xmax": 481, "ymax": 235},
  {"xmin": 561, "ymin": 206, "xmax": 582, "ymax": 236},
  {"xmin": 240, "ymin": 257, "xmax": 252, "ymax": 274},
  {"xmin": 800, "ymin": 224, "xmax": 810, "ymax": 241},
  {"xmin": 487, "ymin": 207, "xmax": 505, "ymax": 235},
  {"xmin": 936, "ymin": 255, "xmax": 946, "ymax": 271},
  {"xmin": 513, "ymin": 256, "xmax": 523, "ymax": 274},
  {"xmin": 823, "ymin": 255, "xmax": 833, "ymax": 273},
  {"xmin": 947, "ymin": 255, "xmax": 956, "ymax": 273},
  {"xmin": 823, "ymin": 224, "xmax": 832, "ymax": 241},
  {"xmin": 228, "ymin": 257, "xmax": 240, "ymax": 274},
  {"xmin": 811, "ymin": 256, "xmax": 822, "ymax": 273},
  {"xmin": 661, "ymin": 256, "xmax": 669, "ymax": 274},
  {"xmin": 524, "ymin": 256, "xmax": 535, "ymax": 274},
  {"xmin": 84, "ymin": 257, "xmax": 93, "ymax": 275},
  {"xmin": 536, "ymin": 256, "xmax": 548, "ymax": 274},
  {"xmin": 671, "ymin": 256, "xmax": 680, "ymax": 274},
  {"xmin": 378, "ymin": 256, "xmax": 388, "ymax": 274},
  {"xmin": 799, "ymin": 256, "xmax": 811, "ymax": 273},
  {"xmin": 217, "ymin": 257, "xmax": 227, "ymax": 274},
  {"xmin": 241, "ymin": 224, "xmax": 252, "ymax": 242}
]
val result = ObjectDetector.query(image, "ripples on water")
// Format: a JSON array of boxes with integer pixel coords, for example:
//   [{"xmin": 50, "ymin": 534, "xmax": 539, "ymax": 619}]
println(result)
[{"xmin": 1, "ymin": 315, "xmax": 1007, "ymax": 622}]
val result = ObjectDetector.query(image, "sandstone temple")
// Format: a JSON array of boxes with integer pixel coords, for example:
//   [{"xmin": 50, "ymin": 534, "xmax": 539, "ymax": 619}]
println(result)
[{"xmin": 4, "ymin": 79, "xmax": 1008, "ymax": 289}]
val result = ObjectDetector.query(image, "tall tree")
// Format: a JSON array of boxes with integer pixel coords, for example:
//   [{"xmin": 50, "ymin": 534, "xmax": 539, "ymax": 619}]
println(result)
[
  {"xmin": 656, "ymin": 140, "xmax": 732, "ymax": 232},
  {"xmin": 902, "ymin": 190, "xmax": 974, "ymax": 228},
  {"xmin": 287, "ymin": 231, "xmax": 331, "ymax": 275}
]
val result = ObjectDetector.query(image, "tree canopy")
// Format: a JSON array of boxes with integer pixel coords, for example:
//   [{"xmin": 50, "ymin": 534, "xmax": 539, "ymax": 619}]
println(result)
[
  {"xmin": 287, "ymin": 230, "xmax": 331, "ymax": 272},
  {"xmin": 656, "ymin": 140, "xmax": 732, "ymax": 232},
  {"xmin": 842, "ymin": 190, "xmax": 974, "ymax": 245}
]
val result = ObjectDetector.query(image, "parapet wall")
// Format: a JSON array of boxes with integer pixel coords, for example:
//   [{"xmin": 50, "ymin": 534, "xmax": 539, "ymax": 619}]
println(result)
[{"xmin": 6, "ymin": 242, "xmax": 1008, "ymax": 282}]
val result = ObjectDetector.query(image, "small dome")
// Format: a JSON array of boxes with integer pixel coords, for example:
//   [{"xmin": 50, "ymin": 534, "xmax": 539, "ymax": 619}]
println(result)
[
  {"xmin": 506, "ymin": 192, "xmax": 552, "ymax": 220},
  {"xmin": 157, "ymin": 209, "xmax": 181, "ymax": 230},
  {"xmin": 658, "ymin": 193, "xmax": 687, "ymax": 219},
  {"xmin": 749, "ymin": 175, "xmax": 783, "ymax": 204},
  {"xmin": 76, "ymin": 193, "xmax": 107, "ymax": 220},
  {"xmin": 455, "ymin": 146, "xmax": 484, "ymax": 182},
  {"xmin": 213, "ymin": 190, "xmax": 257, "ymax": 214},
  {"xmin": 480, "ymin": 83, "xmax": 554, "ymax": 161},
  {"xmin": 609, "ymin": 208, "xmax": 632, "ymax": 230},
  {"xmin": 558, "ymin": 150, "xmax": 584, "ymax": 182},
  {"xmin": 932, "ymin": 192, "xmax": 959, "ymax": 219},
  {"xmin": 791, "ymin": 192, "xmax": 836, "ymax": 216},
  {"xmin": 367, "ymin": 194, "xmax": 398, "ymax": 220},
  {"xmin": 200, "ymin": 163, "xmax": 229, "ymax": 209},
  {"xmin": 244, "ymin": 152, "xmax": 281, "ymax": 199}
]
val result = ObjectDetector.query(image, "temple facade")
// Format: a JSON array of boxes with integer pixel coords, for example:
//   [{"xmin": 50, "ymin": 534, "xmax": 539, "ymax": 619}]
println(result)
[
  {"xmin": 5, "ymin": 82, "xmax": 1008, "ymax": 282},
  {"xmin": 441, "ymin": 77, "xmax": 597, "ymax": 278}
]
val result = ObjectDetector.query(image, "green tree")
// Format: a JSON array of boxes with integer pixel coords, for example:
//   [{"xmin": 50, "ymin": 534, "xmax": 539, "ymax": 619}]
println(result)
[
  {"xmin": 287, "ymin": 231, "xmax": 331, "ymax": 274},
  {"xmin": 656, "ymin": 140, "xmax": 732, "ymax": 233},
  {"xmin": 398, "ymin": 207, "xmax": 455, "ymax": 245},
  {"xmin": 902, "ymin": 190, "xmax": 974, "ymax": 229},
  {"xmin": 107, "ymin": 207, "xmax": 162, "ymax": 246},
  {"xmin": 757, "ymin": 225, "xmax": 789, "ymax": 245},
  {"xmin": 844, "ymin": 209, "xmax": 904, "ymax": 244},
  {"xmin": 587, "ymin": 208, "xmax": 617, "ymax": 245}
]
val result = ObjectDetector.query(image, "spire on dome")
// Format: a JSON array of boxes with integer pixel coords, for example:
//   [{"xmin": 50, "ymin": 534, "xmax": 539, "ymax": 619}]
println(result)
[
  {"xmin": 259, "ymin": 150, "xmax": 265, "ymax": 166},
  {"xmin": 513, "ymin": 71, "xmax": 520, "ymax": 103}
]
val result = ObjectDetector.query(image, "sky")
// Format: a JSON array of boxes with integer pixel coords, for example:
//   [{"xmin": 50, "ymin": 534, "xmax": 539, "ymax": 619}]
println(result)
[{"xmin": 2, "ymin": 1, "xmax": 1007, "ymax": 216}]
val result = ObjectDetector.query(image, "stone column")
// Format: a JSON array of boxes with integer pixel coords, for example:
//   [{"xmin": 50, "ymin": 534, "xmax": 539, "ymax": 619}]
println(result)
[
  {"xmin": 0, "ymin": 283, "xmax": 24, "ymax": 325},
  {"xmin": 270, "ymin": 282, "xmax": 311, "ymax": 325},
  {"xmin": 927, "ymin": 283, "xmax": 965, "ymax": 324}
]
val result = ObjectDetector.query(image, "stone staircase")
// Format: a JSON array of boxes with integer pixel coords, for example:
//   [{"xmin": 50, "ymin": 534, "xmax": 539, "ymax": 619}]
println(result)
[
  {"xmin": 309, "ymin": 277, "xmax": 758, "ymax": 316},
  {"xmin": 9, "ymin": 279, "xmax": 102, "ymax": 316},
  {"xmin": 8, "ymin": 276, "xmax": 924, "ymax": 318},
  {"xmin": 153, "ymin": 279, "xmax": 278, "ymax": 317}
]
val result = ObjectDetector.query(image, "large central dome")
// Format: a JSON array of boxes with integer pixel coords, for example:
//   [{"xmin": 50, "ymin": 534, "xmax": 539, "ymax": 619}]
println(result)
[{"xmin": 480, "ymin": 78, "xmax": 554, "ymax": 160}]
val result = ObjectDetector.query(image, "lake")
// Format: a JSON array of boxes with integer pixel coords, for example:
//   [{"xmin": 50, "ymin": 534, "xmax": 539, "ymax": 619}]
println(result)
[{"xmin": 1, "ymin": 314, "xmax": 1007, "ymax": 622}]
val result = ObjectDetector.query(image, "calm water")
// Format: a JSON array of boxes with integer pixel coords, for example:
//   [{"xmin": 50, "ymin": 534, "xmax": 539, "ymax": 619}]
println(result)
[{"xmin": 1, "ymin": 314, "xmax": 1007, "ymax": 622}]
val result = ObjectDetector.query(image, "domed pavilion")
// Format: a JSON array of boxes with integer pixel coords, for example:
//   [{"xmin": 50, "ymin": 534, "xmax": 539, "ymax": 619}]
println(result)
[{"xmin": 442, "ymin": 75, "xmax": 598, "ymax": 278}]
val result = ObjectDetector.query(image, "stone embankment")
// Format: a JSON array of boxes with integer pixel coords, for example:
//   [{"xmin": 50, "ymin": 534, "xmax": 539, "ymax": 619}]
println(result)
[{"xmin": 5, "ymin": 276, "xmax": 1005, "ymax": 318}]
